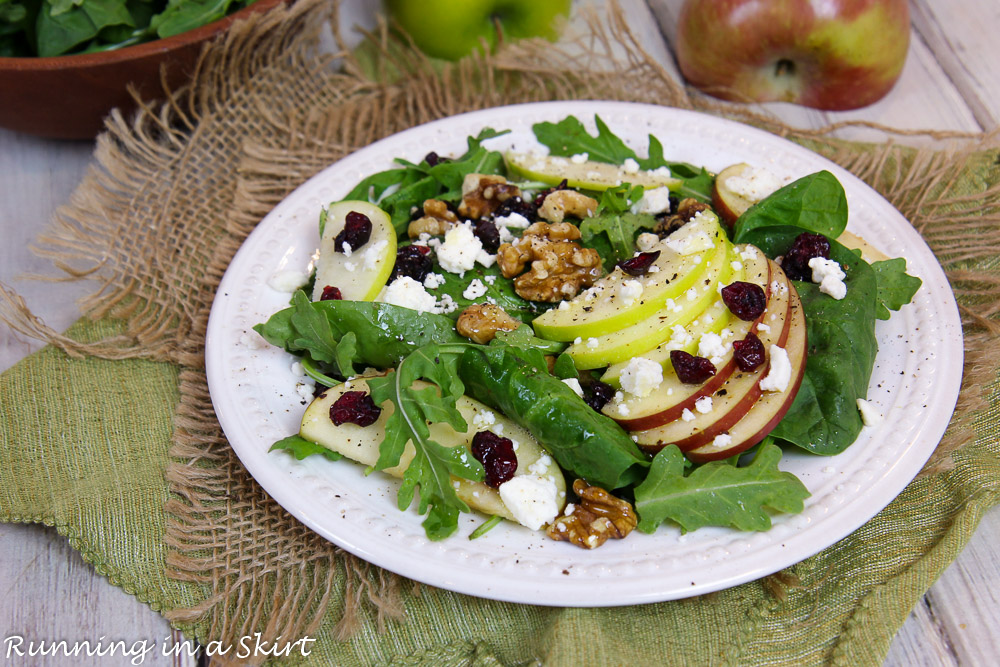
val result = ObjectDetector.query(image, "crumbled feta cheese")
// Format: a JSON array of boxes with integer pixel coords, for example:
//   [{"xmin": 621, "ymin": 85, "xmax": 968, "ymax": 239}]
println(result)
[
  {"xmin": 670, "ymin": 325, "xmax": 692, "ymax": 346},
  {"xmin": 571, "ymin": 152, "xmax": 589, "ymax": 164},
  {"xmin": 562, "ymin": 378, "xmax": 585, "ymax": 398},
  {"xmin": 619, "ymin": 357, "xmax": 663, "ymax": 398},
  {"xmin": 636, "ymin": 232, "xmax": 660, "ymax": 252},
  {"xmin": 740, "ymin": 246, "xmax": 759, "ymax": 261},
  {"xmin": 649, "ymin": 166, "xmax": 672, "ymax": 179},
  {"xmin": 586, "ymin": 337, "xmax": 599, "ymax": 349},
  {"xmin": 476, "ymin": 250, "xmax": 497, "ymax": 268},
  {"xmin": 463, "ymin": 279, "xmax": 488, "ymax": 300},
  {"xmin": 472, "ymin": 410, "xmax": 497, "ymax": 429},
  {"xmin": 436, "ymin": 293, "xmax": 459, "ymax": 314},
  {"xmin": 344, "ymin": 261, "xmax": 357, "ymax": 273},
  {"xmin": 760, "ymin": 345, "xmax": 792, "ymax": 392},
  {"xmin": 341, "ymin": 242, "xmax": 353, "ymax": 257},
  {"xmin": 295, "ymin": 383, "xmax": 314, "ymax": 401},
  {"xmin": 436, "ymin": 223, "xmax": 482, "ymax": 274},
  {"xmin": 681, "ymin": 408, "xmax": 696, "ymax": 422},
  {"xmin": 857, "ymin": 399, "xmax": 883, "ymax": 426},
  {"xmin": 290, "ymin": 361, "xmax": 305, "ymax": 377},
  {"xmin": 616, "ymin": 403, "xmax": 631, "ymax": 416},
  {"xmin": 558, "ymin": 300, "xmax": 570, "ymax": 311},
  {"xmin": 724, "ymin": 165, "xmax": 783, "ymax": 202},
  {"xmin": 423, "ymin": 272, "xmax": 446, "ymax": 289},
  {"xmin": 484, "ymin": 275, "xmax": 496, "ymax": 285},
  {"xmin": 694, "ymin": 396, "xmax": 713, "ymax": 414},
  {"xmin": 622, "ymin": 158, "xmax": 640, "ymax": 174},
  {"xmin": 631, "ymin": 186, "xmax": 673, "ymax": 215},
  {"xmin": 362, "ymin": 239, "xmax": 389, "ymax": 270},
  {"xmin": 619, "ymin": 279, "xmax": 644, "ymax": 305},
  {"xmin": 698, "ymin": 332, "xmax": 729, "ymax": 364},
  {"xmin": 712, "ymin": 433, "xmax": 732, "ymax": 448},
  {"xmin": 756, "ymin": 323, "xmax": 771, "ymax": 334},
  {"xmin": 528, "ymin": 454, "xmax": 553, "ymax": 477},
  {"xmin": 809, "ymin": 257, "xmax": 847, "ymax": 300},
  {"xmin": 731, "ymin": 260, "xmax": 743, "ymax": 272},
  {"xmin": 267, "ymin": 269, "xmax": 309, "ymax": 293},
  {"xmin": 380, "ymin": 277, "xmax": 438, "ymax": 313},
  {"xmin": 685, "ymin": 287, "xmax": 699, "ymax": 301},
  {"xmin": 574, "ymin": 336, "xmax": 583, "ymax": 345},
  {"xmin": 498, "ymin": 475, "xmax": 561, "ymax": 530},
  {"xmin": 239, "ymin": 332, "xmax": 267, "ymax": 350}
]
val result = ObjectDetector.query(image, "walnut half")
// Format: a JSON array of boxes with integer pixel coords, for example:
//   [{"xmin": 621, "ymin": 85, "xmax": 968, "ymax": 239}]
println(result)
[
  {"xmin": 456, "ymin": 304, "xmax": 520, "ymax": 344},
  {"xmin": 496, "ymin": 222, "xmax": 602, "ymax": 302},
  {"xmin": 408, "ymin": 199, "xmax": 458, "ymax": 238},
  {"xmin": 546, "ymin": 479, "xmax": 637, "ymax": 549},
  {"xmin": 458, "ymin": 174, "xmax": 520, "ymax": 219}
]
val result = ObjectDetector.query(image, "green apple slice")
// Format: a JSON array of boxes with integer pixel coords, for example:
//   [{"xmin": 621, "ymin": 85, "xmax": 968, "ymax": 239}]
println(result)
[
  {"xmin": 532, "ymin": 210, "xmax": 728, "ymax": 341},
  {"xmin": 563, "ymin": 243, "xmax": 737, "ymax": 370},
  {"xmin": 310, "ymin": 201, "xmax": 397, "ymax": 302},
  {"xmin": 505, "ymin": 152, "xmax": 682, "ymax": 191},
  {"xmin": 298, "ymin": 377, "xmax": 566, "ymax": 527}
]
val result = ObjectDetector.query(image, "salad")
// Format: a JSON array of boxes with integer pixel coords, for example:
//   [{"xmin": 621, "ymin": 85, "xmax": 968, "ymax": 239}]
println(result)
[{"xmin": 253, "ymin": 115, "xmax": 921, "ymax": 547}]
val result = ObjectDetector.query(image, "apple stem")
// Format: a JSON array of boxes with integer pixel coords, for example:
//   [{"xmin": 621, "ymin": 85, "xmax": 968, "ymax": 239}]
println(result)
[{"xmin": 775, "ymin": 59, "xmax": 796, "ymax": 78}]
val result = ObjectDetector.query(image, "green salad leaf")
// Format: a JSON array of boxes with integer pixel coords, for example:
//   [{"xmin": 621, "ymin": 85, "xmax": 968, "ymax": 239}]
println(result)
[
  {"xmin": 634, "ymin": 444, "xmax": 810, "ymax": 533},
  {"xmin": 532, "ymin": 115, "xmax": 714, "ymax": 202},
  {"xmin": 367, "ymin": 344, "xmax": 484, "ymax": 540},
  {"xmin": 579, "ymin": 183, "xmax": 657, "ymax": 269},
  {"xmin": 740, "ymin": 228, "xmax": 880, "ymax": 455},
  {"xmin": 871, "ymin": 257, "xmax": 923, "ymax": 320},
  {"xmin": 270, "ymin": 434, "xmax": 342, "ymax": 462},
  {"xmin": 423, "ymin": 262, "xmax": 552, "ymax": 323},
  {"xmin": 732, "ymin": 171, "xmax": 849, "ymax": 243}
]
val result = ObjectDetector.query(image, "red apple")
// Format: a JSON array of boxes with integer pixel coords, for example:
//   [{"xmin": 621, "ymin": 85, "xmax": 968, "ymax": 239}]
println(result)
[
  {"xmin": 712, "ymin": 163, "xmax": 756, "ymax": 226},
  {"xmin": 686, "ymin": 290, "xmax": 807, "ymax": 462},
  {"xmin": 609, "ymin": 252, "xmax": 775, "ymax": 431},
  {"xmin": 675, "ymin": 0, "xmax": 910, "ymax": 111}
]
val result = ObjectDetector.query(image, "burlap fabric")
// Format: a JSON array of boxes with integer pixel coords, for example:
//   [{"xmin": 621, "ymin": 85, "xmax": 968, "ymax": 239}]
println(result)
[{"xmin": 2, "ymin": 1, "xmax": 999, "ymax": 664}]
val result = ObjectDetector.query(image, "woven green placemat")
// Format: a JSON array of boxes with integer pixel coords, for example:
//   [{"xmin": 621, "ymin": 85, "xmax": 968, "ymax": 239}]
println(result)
[{"xmin": 2, "ymin": 1, "xmax": 998, "ymax": 664}]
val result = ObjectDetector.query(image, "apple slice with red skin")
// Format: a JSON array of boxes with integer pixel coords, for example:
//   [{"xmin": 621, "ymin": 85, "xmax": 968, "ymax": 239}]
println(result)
[
  {"xmin": 712, "ymin": 163, "xmax": 757, "ymax": 227},
  {"xmin": 630, "ymin": 264, "xmax": 795, "ymax": 453},
  {"xmin": 606, "ymin": 250, "xmax": 775, "ymax": 430},
  {"xmin": 685, "ymin": 289, "xmax": 807, "ymax": 463}
]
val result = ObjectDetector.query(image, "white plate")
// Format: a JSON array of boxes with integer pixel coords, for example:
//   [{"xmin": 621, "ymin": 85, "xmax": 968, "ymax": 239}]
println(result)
[{"xmin": 205, "ymin": 101, "xmax": 963, "ymax": 606}]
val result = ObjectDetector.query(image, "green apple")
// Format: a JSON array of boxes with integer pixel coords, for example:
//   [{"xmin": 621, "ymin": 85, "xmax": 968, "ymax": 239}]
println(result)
[
  {"xmin": 532, "ymin": 210, "xmax": 728, "ymax": 341},
  {"xmin": 563, "ymin": 244, "xmax": 737, "ymax": 370},
  {"xmin": 675, "ymin": 0, "xmax": 910, "ymax": 110},
  {"xmin": 505, "ymin": 152, "xmax": 682, "ymax": 191},
  {"xmin": 299, "ymin": 376, "xmax": 566, "ymax": 526},
  {"xmin": 311, "ymin": 201, "xmax": 396, "ymax": 302},
  {"xmin": 385, "ymin": 0, "xmax": 572, "ymax": 61}
]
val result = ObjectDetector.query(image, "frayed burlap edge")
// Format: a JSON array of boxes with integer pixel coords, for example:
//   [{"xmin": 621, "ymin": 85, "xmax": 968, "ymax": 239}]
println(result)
[{"xmin": 1, "ymin": 0, "xmax": 998, "ymax": 657}]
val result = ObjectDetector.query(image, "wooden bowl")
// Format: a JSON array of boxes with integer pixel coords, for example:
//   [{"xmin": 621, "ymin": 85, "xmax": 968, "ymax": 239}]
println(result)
[{"xmin": 0, "ymin": 0, "xmax": 286, "ymax": 140}]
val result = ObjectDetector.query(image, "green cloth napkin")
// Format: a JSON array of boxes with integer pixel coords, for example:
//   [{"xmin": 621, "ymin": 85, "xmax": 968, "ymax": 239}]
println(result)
[{"xmin": 2, "ymin": 1, "xmax": 999, "ymax": 664}]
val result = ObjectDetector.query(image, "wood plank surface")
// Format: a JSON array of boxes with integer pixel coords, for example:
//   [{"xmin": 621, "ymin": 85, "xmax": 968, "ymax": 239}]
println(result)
[{"xmin": 1, "ymin": 1, "xmax": 998, "ymax": 665}]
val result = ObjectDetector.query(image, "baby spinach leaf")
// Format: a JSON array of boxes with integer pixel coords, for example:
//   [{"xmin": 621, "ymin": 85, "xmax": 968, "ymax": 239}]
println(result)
[
  {"xmin": 270, "ymin": 434, "xmax": 342, "ymax": 462},
  {"xmin": 740, "ymin": 227, "xmax": 879, "ymax": 455},
  {"xmin": 367, "ymin": 344, "xmax": 484, "ymax": 541},
  {"xmin": 634, "ymin": 444, "xmax": 809, "ymax": 534},
  {"xmin": 36, "ymin": 0, "xmax": 134, "ymax": 56},
  {"xmin": 253, "ymin": 295, "xmax": 465, "ymax": 371},
  {"xmin": 733, "ymin": 171, "xmax": 848, "ymax": 243},
  {"xmin": 492, "ymin": 325, "xmax": 566, "ymax": 356},
  {"xmin": 871, "ymin": 258, "xmax": 922, "ymax": 320},
  {"xmin": 426, "ymin": 263, "xmax": 552, "ymax": 322},
  {"xmin": 459, "ymin": 342, "xmax": 649, "ymax": 490},
  {"xmin": 152, "ymin": 0, "xmax": 236, "ymax": 39},
  {"xmin": 579, "ymin": 187, "xmax": 658, "ymax": 270},
  {"xmin": 640, "ymin": 135, "xmax": 714, "ymax": 202}
]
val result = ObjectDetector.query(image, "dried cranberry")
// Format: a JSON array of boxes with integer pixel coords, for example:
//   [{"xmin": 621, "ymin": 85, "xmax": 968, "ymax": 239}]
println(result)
[
  {"xmin": 472, "ymin": 219, "xmax": 501, "ymax": 253},
  {"xmin": 721, "ymin": 281, "xmax": 767, "ymax": 321},
  {"xmin": 334, "ymin": 211, "xmax": 373, "ymax": 253},
  {"xmin": 782, "ymin": 232, "xmax": 830, "ymax": 281},
  {"xmin": 329, "ymin": 391, "xmax": 381, "ymax": 427},
  {"xmin": 390, "ymin": 245, "xmax": 434, "ymax": 282},
  {"xmin": 732, "ymin": 333, "xmax": 766, "ymax": 372},
  {"xmin": 424, "ymin": 152, "xmax": 451, "ymax": 167},
  {"xmin": 582, "ymin": 379, "xmax": 615, "ymax": 412},
  {"xmin": 494, "ymin": 195, "xmax": 536, "ymax": 221},
  {"xmin": 618, "ymin": 250, "xmax": 660, "ymax": 276},
  {"xmin": 319, "ymin": 285, "xmax": 343, "ymax": 301},
  {"xmin": 471, "ymin": 431, "xmax": 518, "ymax": 488},
  {"xmin": 533, "ymin": 179, "xmax": 569, "ymax": 208},
  {"xmin": 670, "ymin": 350, "xmax": 717, "ymax": 384}
]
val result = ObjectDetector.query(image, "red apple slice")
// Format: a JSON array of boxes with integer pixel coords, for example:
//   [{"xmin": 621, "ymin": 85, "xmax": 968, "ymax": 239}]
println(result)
[
  {"xmin": 630, "ymin": 263, "xmax": 795, "ymax": 453},
  {"xmin": 712, "ymin": 163, "xmax": 757, "ymax": 226},
  {"xmin": 685, "ymin": 289, "xmax": 807, "ymax": 463},
  {"xmin": 605, "ymin": 249, "xmax": 775, "ymax": 430}
]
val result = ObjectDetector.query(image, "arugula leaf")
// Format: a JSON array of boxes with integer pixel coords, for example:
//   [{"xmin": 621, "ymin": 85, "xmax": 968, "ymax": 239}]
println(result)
[
  {"xmin": 426, "ymin": 263, "xmax": 553, "ymax": 322},
  {"xmin": 579, "ymin": 185, "xmax": 657, "ymax": 269},
  {"xmin": 733, "ymin": 171, "xmax": 849, "ymax": 243},
  {"xmin": 367, "ymin": 344, "xmax": 484, "ymax": 540},
  {"xmin": 270, "ymin": 434, "xmax": 343, "ymax": 462},
  {"xmin": 287, "ymin": 291, "xmax": 340, "ymax": 364},
  {"xmin": 634, "ymin": 444, "xmax": 810, "ymax": 534},
  {"xmin": 532, "ymin": 115, "xmax": 714, "ymax": 202},
  {"xmin": 871, "ymin": 258, "xmax": 922, "ymax": 320}
]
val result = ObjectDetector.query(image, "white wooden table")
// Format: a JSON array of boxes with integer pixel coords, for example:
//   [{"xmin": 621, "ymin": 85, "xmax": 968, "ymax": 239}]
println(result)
[{"xmin": 1, "ymin": 1, "xmax": 997, "ymax": 664}]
